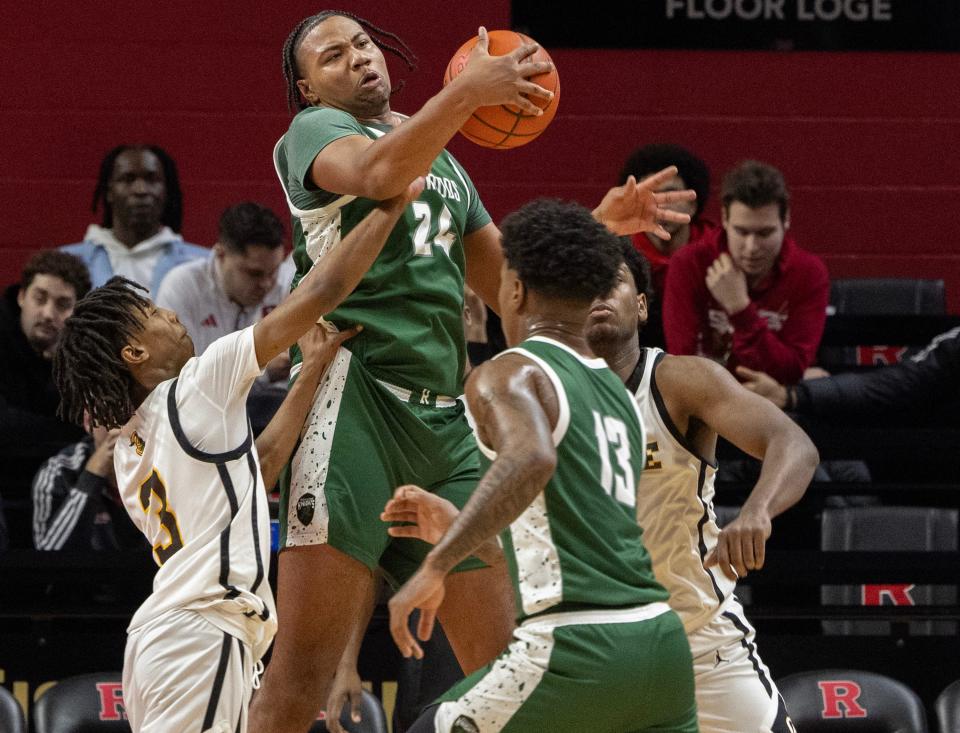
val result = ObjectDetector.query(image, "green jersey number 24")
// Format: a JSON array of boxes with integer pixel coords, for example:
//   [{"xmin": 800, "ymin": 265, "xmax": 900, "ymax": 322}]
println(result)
[{"xmin": 411, "ymin": 201, "xmax": 455, "ymax": 258}]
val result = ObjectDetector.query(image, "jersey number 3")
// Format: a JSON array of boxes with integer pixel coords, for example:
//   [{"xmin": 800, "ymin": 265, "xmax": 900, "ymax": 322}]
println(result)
[
  {"xmin": 139, "ymin": 469, "xmax": 185, "ymax": 565},
  {"xmin": 593, "ymin": 411, "xmax": 636, "ymax": 508}
]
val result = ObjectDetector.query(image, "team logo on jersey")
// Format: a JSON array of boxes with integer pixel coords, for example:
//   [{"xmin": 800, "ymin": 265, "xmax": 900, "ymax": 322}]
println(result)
[
  {"xmin": 297, "ymin": 493, "xmax": 316, "ymax": 526},
  {"xmin": 645, "ymin": 440, "xmax": 662, "ymax": 471},
  {"xmin": 201, "ymin": 314, "xmax": 218, "ymax": 327},
  {"xmin": 452, "ymin": 716, "xmax": 479, "ymax": 733},
  {"xmin": 129, "ymin": 431, "xmax": 145, "ymax": 456}
]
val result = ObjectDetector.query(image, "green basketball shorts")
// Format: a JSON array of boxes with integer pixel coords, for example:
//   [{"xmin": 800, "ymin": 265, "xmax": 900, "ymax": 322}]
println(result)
[
  {"xmin": 279, "ymin": 347, "xmax": 483, "ymax": 585},
  {"xmin": 434, "ymin": 603, "xmax": 698, "ymax": 732}
]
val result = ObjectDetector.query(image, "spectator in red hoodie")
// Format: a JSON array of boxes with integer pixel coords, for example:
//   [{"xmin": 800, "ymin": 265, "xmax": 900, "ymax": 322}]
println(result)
[
  {"xmin": 663, "ymin": 160, "xmax": 828, "ymax": 385},
  {"xmin": 620, "ymin": 144, "xmax": 715, "ymax": 348}
]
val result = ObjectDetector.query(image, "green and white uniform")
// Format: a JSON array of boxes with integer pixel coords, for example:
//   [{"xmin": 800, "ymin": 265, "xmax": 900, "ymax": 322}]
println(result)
[
  {"xmin": 273, "ymin": 107, "xmax": 491, "ymax": 583},
  {"xmin": 434, "ymin": 337, "xmax": 697, "ymax": 733}
]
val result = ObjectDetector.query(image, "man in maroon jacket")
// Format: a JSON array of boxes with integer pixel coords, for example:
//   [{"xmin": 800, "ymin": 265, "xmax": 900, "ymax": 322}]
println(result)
[{"xmin": 663, "ymin": 160, "xmax": 828, "ymax": 384}]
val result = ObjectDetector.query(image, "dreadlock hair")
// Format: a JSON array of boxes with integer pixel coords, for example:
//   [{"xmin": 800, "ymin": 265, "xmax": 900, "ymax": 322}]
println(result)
[
  {"xmin": 54, "ymin": 277, "xmax": 151, "ymax": 430},
  {"xmin": 91, "ymin": 145, "xmax": 184, "ymax": 232},
  {"xmin": 500, "ymin": 199, "xmax": 623, "ymax": 302},
  {"xmin": 281, "ymin": 10, "xmax": 418, "ymax": 112}
]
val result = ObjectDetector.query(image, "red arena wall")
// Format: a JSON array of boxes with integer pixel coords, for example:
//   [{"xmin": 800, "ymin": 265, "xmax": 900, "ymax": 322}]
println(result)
[{"xmin": 2, "ymin": 1, "xmax": 958, "ymax": 308}]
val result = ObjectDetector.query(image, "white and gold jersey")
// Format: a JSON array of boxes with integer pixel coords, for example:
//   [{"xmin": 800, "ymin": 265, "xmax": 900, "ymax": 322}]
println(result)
[
  {"xmin": 632, "ymin": 347, "xmax": 735, "ymax": 634},
  {"xmin": 115, "ymin": 327, "xmax": 277, "ymax": 660}
]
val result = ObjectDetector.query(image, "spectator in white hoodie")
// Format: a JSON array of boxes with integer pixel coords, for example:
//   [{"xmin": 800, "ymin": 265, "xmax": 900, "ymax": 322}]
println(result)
[{"xmin": 62, "ymin": 145, "xmax": 208, "ymax": 297}]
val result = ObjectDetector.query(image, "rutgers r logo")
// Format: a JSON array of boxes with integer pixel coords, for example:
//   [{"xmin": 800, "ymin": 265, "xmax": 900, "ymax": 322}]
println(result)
[
  {"xmin": 96, "ymin": 681, "xmax": 127, "ymax": 720},
  {"xmin": 818, "ymin": 680, "xmax": 867, "ymax": 719},
  {"xmin": 862, "ymin": 583, "xmax": 916, "ymax": 606},
  {"xmin": 856, "ymin": 345, "xmax": 907, "ymax": 366}
]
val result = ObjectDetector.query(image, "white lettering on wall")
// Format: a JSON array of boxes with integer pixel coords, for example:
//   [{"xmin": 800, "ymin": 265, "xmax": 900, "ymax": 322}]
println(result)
[
  {"xmin": 797, "ymin": 0, "xmax": 894, "ymax": 21},
  {"xmin": 666, "ymin": 0, "xmax": 893, "ymax": 21}
]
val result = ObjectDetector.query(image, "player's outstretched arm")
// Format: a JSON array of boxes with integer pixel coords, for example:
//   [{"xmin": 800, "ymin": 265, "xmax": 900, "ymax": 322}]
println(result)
[
  {"xmin": 252, "ymin": 177, "xmax": 424, "ymax": 369},
  {"xmin": 255, "ymin": 324, "xmax": 360, "ymax": 491},
  {"xmin": 311, "ymin": 27, "xmax": 555, "ymax": 200},
  {"xmin": 592, "ymin": 166, "xmax": 697, "ymax": 238},
  {"xmin": 381, "ymin": 485, "xmax": 505, "ymax": 566},
  {"xmin": 656, "ymin": 355, "xmax": 819, "ymax": 580},
  {"xmin": 388, "ymin": 354, "xmax": 559, "ymax": 658},
  {"xmin": 593, "ymin": 165, "xmax": 697, "ymax": 239}
]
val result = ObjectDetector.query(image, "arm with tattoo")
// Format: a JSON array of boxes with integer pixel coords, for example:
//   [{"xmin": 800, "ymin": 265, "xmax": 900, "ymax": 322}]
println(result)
[
  {"xmin": 424, "ymin": 355, "xmax": 558, "ymax": 574},
  {"xmin": 388, "ymin": 354, "xmax": 559, "ymax": 658}
]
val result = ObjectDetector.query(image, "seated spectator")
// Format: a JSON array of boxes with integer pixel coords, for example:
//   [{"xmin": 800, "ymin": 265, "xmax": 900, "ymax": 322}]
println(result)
[
  {"xmin": 1, "ymin": 251, "xmax": 89, "ymax": 454},
  {"xmin": 1, "ymin": 251, "xmax": 90, "ymax": 546},
  {"xmin": 619, "ymin": 144, "xmax": 714, "ymax": 348},
  {"xmin": 620, "ymin": 143, "xmax": 714, "ymax": 287},
  {"xmin": 157, "ymin": 202, "xmax": 295, "ymax": 435},
  {"xmin": 156, "ymin": 202, "xmax": 294, "ymax": 360},
  {"xmin": 62, "ymin": 145, "xmax": 207, "ymax": 297},
  {"xmin": 737, "ymin": 326, "xmax": 960, "ymax": 423},
  {"xmin": 32, "ymin": 418, "xmax": 144, "ymax": 551},
  {"xmin": 664, "ymin": 160, "xmax": 829, "ymax": 384}
]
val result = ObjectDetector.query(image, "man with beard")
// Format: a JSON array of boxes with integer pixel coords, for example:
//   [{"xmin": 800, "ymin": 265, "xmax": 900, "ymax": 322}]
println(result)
[{"xmin": 0, "ymin": 250, "xmax": 90, "ymax": 545}]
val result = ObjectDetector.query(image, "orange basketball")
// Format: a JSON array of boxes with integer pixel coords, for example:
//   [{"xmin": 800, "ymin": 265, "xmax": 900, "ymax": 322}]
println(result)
[{"xmin": 443, "ymin": 30, "xmax": 560, "ymax": 150}]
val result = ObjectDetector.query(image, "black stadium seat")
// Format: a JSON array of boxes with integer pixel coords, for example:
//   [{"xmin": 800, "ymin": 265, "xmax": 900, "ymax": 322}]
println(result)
[
  {"xmin": 778, "ymin": 669, "xmax": 928, "ymax": 732},
  {"xmin": 32, "ymin": 672, "xmax": 389, "ymax": 733},
  {"xmin": 821, "ymin": 506, "xmax": 958, "ymax": 636},
  {"xmin": 0, "ymin": 684, "xmax": 26, "ymax": 733},
  {"xmin": 829, "ymin": 278, "xmax": 946, "ymax": 316},
  {"xmin": 937, "ymin": 679, "xmax": 960, "ymax": 733},
  {"xmin": 32, "ymin": 672, "xmax": 130, "ymax": 733},
  {"xmin": 309, "ymin": 689, "xmax": 389, "ymax": 733}
]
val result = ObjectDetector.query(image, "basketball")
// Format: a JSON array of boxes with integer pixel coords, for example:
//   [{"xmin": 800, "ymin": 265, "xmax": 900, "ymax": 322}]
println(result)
[{"xmin": 443, "ymin": 30, "xmax": 560, "ymax": 149}]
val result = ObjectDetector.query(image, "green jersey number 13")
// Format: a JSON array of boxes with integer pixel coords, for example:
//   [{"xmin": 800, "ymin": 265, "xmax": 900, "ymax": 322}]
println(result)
[{"xmin": 593, "ymin": 411, "xmax": 637, "ymax": 508}]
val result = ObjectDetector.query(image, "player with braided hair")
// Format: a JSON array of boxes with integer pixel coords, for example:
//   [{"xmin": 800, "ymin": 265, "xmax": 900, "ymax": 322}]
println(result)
[
  {"xmin": 256, "ymin": 10, "xmax": 698, "ymax": 732},
  {"xmin": 55, "ymin": 279, "xmax": 150, "ymax": 430},
  {"xmin": 281, "ymin": 10, "xmax": 419, "ymax": 113},
  {"xmin": 53, "ymin": 180, "xmax": 422, "ymax": 733}
]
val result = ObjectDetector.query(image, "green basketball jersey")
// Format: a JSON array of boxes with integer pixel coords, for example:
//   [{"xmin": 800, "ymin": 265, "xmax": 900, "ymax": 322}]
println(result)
[
  {"xmin": 274, "ymin": 106, "xmax": 492, "ymax": 397},
  {"xmin": 478, "ymin": 336, "xmax": 669, "ymax": 622}
]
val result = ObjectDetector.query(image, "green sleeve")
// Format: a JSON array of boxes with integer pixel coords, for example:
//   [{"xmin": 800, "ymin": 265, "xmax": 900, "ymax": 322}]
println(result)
[
  {"xmin": 285, "ymin": 107, "xmax": 366, "ymax": 192},
  {"xmin": 450, "ymin": 157, "xmax": 492, "ymax": 235}
]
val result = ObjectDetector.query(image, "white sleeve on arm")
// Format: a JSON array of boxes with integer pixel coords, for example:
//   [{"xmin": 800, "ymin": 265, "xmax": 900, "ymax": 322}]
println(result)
[
  {"xmin": 189, "ymin": 326, "xmax": 262, "ymax": 406},
  {"xmin": 174, "ymin": 327, "xmax": 262, "ymax": 453}
]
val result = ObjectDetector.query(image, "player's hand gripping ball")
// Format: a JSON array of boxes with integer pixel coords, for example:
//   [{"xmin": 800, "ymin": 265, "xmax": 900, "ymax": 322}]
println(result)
[{"xmin": 444, "ymin": 30, "xmax": 560, "ymax": 149}]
